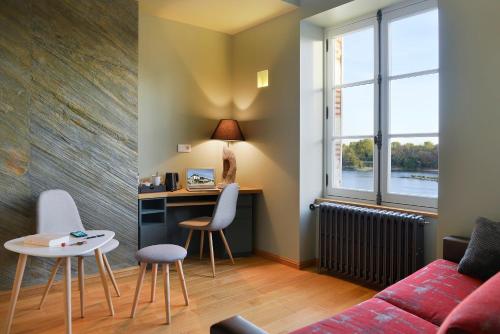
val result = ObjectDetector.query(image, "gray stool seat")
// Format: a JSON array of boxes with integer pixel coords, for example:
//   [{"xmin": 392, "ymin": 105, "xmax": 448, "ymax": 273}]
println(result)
[{"xmin": 135, "ymin": 244, "xmax": 187, "ymax": 263}]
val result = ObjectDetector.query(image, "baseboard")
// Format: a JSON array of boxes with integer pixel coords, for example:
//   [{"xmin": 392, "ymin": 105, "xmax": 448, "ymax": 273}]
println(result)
[{"xmin": 254, "ymin": 249, "xmax": 316, "ymax": 270}]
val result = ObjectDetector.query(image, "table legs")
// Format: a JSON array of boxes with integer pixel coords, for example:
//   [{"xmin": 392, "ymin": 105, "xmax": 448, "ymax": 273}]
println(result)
[
  {"xmin": 4, "ymin": 254, "xmax": 27, "ymax": 334},
  {"xmin": 63, "ymin": 257, "xmax": 72, "ymax": 334},
  {"xmin": 78, "ymin": 256, "xmax": 85, "ymax": 318},
  {"xmin": 94, "ymin": 248, "xmax": 114, "ymax": 316}
]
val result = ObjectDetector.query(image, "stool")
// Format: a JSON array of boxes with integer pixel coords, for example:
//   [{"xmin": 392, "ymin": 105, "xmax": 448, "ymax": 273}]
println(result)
[{"xmin": 130, "ymin": 244, "xmax": 189, "ymax": 324}]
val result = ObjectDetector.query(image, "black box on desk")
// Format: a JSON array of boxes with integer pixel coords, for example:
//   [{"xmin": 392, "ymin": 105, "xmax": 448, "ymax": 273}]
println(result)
[{"xmin": 138, "ymin": 184, "xmax": 166, "ymax": 193}]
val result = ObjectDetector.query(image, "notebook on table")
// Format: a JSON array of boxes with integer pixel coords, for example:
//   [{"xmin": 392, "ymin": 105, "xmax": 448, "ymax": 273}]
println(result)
[{"xmin": 24, "ymin": 233, "xmax": 70, "ymax": 247}]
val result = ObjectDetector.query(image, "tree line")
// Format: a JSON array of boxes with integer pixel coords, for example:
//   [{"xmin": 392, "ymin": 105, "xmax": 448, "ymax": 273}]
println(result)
[{"xmin": 342, "ymin": 139, "xmax": 438, "ymax": 171}]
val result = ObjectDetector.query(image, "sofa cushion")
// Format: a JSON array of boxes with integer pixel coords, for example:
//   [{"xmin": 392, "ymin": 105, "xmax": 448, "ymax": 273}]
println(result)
[
  {"xmin": 291, "ymin": 298, "xmax": 438, "ymax": 334},
  {"xmin": 438, "ymin": 272, "xmax": 500, "ymax": 334},
  {"xmin": 375, "ymin": 259, "xmax": 482, "ymax": 326},
  {"xmin": 458, "ymin": 217, "xmax": 500, "ymax": 280}
]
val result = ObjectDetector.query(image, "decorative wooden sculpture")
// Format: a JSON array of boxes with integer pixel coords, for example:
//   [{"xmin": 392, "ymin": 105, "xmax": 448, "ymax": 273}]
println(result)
[
  {"xmin": 222, "ymin": 145, "xmax": 237, "ymax": 184},
  {"xmin": 211, "ymin": 119, "xmax": 245, "ymax": 186}
]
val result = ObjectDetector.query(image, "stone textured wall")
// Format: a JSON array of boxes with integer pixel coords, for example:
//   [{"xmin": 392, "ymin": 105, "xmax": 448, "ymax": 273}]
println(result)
[{"xmin": 0, "ymin": 0, "xmax": 138, "ymax": 289}]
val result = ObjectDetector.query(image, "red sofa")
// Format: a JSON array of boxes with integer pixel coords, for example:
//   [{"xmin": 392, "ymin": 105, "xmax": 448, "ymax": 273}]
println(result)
[{"xmin": 211, "ymin": 237, "xmax": 500, "ymax": 334}]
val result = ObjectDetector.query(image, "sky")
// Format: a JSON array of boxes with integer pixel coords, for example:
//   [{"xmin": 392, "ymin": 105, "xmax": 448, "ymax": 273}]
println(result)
[{"xmin": 335, "ymin": 9, "xmax": 439, "ymax": 145}]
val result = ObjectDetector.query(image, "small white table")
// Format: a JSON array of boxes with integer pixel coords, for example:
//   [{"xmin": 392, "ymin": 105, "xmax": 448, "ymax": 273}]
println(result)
[{"xmin": 3, "ymin": 230, "xmax": 115, "ymax": 334}]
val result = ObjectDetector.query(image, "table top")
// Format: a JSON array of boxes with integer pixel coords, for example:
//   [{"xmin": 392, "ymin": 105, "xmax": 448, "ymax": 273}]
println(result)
[
  {"xmin": 4, "ymin": 230, "xmax": 114, "ymax": 258},
  {"xmin": 138, "ymin": 186, "xmax": 262, "ymax": 200}
]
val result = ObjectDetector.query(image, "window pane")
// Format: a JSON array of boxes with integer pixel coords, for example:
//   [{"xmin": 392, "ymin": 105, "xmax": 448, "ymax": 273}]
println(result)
[
  {"xmin": 389, "ymin": 9, "xmax": 438, "ymax": 76},
  {"xmin": 389, "ymin": 137, "xmax": 438, "ymax": 197},
  {"xmin": 333, "ymin": 138, "xmax": 374, "ymax": 191},
  {"xmin": 389, "ymin": 73, "xmax": 438, "ymax": 134},
  {"xmin": 334, "ymin": 84, "xmax": 374, "ymax": 136},
  {"xmin": 334, "ymin": 27, "xmax": 374, "ymax": 85}
]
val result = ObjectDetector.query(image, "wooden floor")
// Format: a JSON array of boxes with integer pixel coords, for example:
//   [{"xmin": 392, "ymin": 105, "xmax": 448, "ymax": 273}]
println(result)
[{"xmin": 0, "ymin": 257, "xmax": 376, "ymax": 334}]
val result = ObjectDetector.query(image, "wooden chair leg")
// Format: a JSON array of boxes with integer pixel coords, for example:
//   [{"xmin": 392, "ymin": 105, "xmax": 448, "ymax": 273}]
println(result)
[
  {"xmin": 163, "ymin": 264, "xmax": 171, "ymax": 324},
  {"xmin": 175, "ymin": 260, "xmax": 189, "ymax": 306},
  {"xmin": 219, "ymin": 230, "xmax": 235, "ymax": 264},
  {"xmin": 4, "ymin": 254, "xmax": 27, "ymax": 334},
  {"xmin": 39, "ymin": 257, "xmax": 62, "ymax": 309},
  {"xmin": 208, "ymin": 231, "xmax": 216, "ymax": 277},
  {"xmin": 184, "ymin": 229, "xmax": 193, "ymax": 251},
  {"xmin": 102, "ymin": 254, "xmax": 121, "ymax": 297},
  {"xmin": 150, "ymin": 263, "xmax": 158, "ymax": 302},
  {"xmin": 78, "ymin": 257, "xmax": 85, "ymax": 318},
  {"xmin": 199, "ymin": 230, "xmax": 204, "ymax": 260},
  {"xmin": 130, "ymin": 263, "xmax": 147, "ymax": 318}
]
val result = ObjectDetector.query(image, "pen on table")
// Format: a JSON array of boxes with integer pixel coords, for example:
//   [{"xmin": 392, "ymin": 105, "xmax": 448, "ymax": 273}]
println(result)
[{"xmin": 86, "ymin": 234, "xmax": 105, "ymax": 239}]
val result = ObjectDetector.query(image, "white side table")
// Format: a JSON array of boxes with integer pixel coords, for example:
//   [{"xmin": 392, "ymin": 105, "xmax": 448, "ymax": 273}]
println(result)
[{"xmin": 3, "ymin": 230, "xmax": 115, "ymax": 334}]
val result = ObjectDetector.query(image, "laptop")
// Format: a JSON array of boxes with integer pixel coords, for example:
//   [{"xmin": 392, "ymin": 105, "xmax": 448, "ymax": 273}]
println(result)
[{"xmin": 186, "ymin": 168, "xmax": 218, "ymax": 191}]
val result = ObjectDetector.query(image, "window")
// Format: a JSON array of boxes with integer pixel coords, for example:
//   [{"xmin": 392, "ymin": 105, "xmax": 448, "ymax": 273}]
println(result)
[{"xmin": 325, "ymin": 0, "xmax": 439, "ymax": 209}]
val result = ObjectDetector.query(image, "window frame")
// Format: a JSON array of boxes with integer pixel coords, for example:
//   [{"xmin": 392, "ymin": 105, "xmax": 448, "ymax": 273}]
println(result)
[
  {"xmin": 323, "ymin": 0, "xmax": 439, "ymax": 210},
  {"xmin": 324, "ymin": 17, "xmax": 379, "ymax": 202}
]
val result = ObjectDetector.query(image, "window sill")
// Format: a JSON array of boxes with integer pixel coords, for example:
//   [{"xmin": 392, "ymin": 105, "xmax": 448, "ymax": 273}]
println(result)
[{"xmin": 315, "ymin": 197, "xmax": 438, "ymax": 219}]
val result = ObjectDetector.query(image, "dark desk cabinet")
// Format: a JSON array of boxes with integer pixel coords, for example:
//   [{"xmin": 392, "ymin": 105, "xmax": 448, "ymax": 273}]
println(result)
[{"xmin": 138, "ymin": 188, "xmax": 260, "ymax": 258}]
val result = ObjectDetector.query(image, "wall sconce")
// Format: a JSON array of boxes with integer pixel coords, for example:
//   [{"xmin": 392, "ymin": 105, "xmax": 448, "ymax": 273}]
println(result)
[{"xmin": 257, "ymin": 70, "xmax": 269, "ymax": 88}]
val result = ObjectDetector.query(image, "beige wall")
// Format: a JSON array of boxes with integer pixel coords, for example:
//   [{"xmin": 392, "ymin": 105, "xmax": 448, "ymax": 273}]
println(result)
[
  {"xmin": 299, "ymin": 21, "xmax": 324, "ymax": 261},
  {"xmin": 139, "ymin": 11, "xmax": 232, "ymax": 182},
  {"xmin": 231, "ymin": 1, "xmax": 349, "ymax": 262},
  {"xmin": 437, "ymin": 0, "xmax": 500, "ymax": 255}
]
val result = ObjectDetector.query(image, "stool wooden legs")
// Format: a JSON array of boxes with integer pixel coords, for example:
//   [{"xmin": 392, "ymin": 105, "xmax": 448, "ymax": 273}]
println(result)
[
  {"xmin": 150, "ymin": 263, "xmax": 158, "ymax": 302},
  {"xmin": 175, "ymin": 260, "xmax": 189, "ymax": 306},
  {"xmin": 131, "ymin": 261, "xmax": 189, "ymax": 325},
  {"xmin": 163, "ymin": 264, "xmax": 171, "ymax": 324},
  {"xmin": 208, "ymin": 232, "xmax": 216, "ymax": 277},
  {"xmin": 130, "ymin": 263, "xmax": 147, "ymax": 318},
  {"xmin": 4, "ymin": 254, "xmax": 27, "ymax": 334},
  {"xmin": 39, "ymin": 257, "xmax": 62, "ymax": 309}
]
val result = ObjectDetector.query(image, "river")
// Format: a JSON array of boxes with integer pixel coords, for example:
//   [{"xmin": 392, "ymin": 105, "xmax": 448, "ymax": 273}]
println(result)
[{"xmin": 341, "ymin": 170, "xmax": 438, "ymax": 197}]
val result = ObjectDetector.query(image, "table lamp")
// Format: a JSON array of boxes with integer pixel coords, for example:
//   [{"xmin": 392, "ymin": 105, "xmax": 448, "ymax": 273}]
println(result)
[{"xmin": 211, "ymin": 119, "xmax": 245, "ymax": 186}]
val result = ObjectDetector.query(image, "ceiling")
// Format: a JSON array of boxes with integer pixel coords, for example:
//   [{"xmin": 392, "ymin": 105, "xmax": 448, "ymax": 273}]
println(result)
[
  {"xmin": 140, "ymin": 0, "xmax": 299, "ymax": 35},
  {"xmin": 305, "ymin": 0, "xmax": 403, "ymax": 27}
]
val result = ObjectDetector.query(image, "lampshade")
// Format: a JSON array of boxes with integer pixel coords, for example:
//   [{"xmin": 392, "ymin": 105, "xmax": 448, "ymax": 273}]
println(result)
[{"xmin": 211, "ymin": 119, "xmax": 245, "ymax": 141}]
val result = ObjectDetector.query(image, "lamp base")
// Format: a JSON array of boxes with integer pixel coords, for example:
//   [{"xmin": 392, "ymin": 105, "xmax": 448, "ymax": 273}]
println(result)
[{"xmin": 221, "ymin": 145, "xmax": 237, "ymax": 185}]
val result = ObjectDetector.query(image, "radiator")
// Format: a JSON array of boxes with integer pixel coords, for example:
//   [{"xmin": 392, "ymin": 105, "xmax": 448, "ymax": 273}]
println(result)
[{"xmin": 317, "ymin": 202, "xmax": 427, "ymax": 288}]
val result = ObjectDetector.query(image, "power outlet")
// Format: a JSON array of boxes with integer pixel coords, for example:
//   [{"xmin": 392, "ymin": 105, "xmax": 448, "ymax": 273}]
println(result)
[{"xmin": 177, "ymin": 144, "xmax": 191, "ymax": 153}]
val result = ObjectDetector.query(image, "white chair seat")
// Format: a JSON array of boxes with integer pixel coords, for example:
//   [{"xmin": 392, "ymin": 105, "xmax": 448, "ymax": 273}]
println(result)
[
  {"xmin": 81, "ymin": 238, "xmax": 119, "ymax": 257},
  {"xmin": 178, "ymin": 217, "xmax": 212, "ymax": 230}
]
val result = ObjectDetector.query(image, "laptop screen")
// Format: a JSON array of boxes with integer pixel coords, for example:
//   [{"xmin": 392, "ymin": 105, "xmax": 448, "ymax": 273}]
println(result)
[{"xmin": 186, "ymin": 168, "xmax": 216, "ymax": 188}]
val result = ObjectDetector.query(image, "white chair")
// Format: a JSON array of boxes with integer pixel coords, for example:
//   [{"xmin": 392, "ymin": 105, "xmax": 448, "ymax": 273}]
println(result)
[
  {"xmin": 179, "ymin": 183, "xmax": 239, "ymax": 277},
  {"xmin": 37, "ymin": 189, "xmax": 120, "ymax": 317}
]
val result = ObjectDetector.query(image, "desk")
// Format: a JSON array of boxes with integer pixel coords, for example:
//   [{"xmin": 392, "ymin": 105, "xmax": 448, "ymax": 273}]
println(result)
[
  {"xmin": 138, "ymin": 187, "xmax": 262, "ymax": 257},
  {"xmin": 3, "ymin": 230, "xmax": 115, "ymax": 334}
]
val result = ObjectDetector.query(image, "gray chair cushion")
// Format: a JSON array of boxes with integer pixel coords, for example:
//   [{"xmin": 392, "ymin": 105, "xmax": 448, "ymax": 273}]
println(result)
[
  {"xmin": 458, "ymin": 217, "xmax": 500, "ymax": 280},
  {"xmin": 135, "ymin": 244, "xmax": 187, "ymax": 263},
  {"xmin": 82, "ymin": 238, "xmax": 119, "ymax": 257}
]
